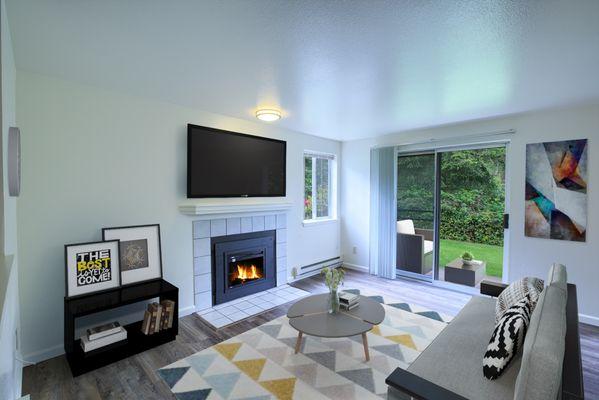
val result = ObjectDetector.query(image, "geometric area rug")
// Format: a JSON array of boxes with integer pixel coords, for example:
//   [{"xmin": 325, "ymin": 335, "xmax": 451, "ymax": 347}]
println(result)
[{"xmin": 158, "ymin": 293, "xmax": 451, "ymax": 399}]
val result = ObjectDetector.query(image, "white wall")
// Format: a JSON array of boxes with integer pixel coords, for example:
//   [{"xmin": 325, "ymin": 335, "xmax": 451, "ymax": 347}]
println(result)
[
  {"xmin": 1, "ymin": 0, "xmax": 21, "ymax": 397},
  {"xmin": 341, "ymin": 103, "xmax": 599, "ymax": 323},
  {"xmin": 1, "ymin": 0, "xmax": 15, "ymax": 257},
  {"xmin": 16, "ymin": 71, "xmax": 341, "ymax": 361}
]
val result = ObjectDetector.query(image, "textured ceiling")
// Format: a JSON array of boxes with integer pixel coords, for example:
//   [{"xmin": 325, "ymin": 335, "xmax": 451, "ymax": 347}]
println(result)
[{"xmin": 7, "ymin": 0, "xmax": 599, "ymax": 141}]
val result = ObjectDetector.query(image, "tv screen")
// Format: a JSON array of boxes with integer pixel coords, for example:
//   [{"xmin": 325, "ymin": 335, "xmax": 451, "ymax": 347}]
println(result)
[{"xmin": 187, "ymin": 124, "xmax": 286, "ymax": 198}]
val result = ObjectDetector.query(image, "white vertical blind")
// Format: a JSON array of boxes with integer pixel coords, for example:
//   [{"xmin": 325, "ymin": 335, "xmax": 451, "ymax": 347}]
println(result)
[{"xmin": 369, "ymin": 147, "xmax": 397, "ymax": 279}]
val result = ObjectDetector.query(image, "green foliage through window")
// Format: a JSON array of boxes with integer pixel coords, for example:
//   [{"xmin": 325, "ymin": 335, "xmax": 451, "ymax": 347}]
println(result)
[
  {"xmin": 305, "ymin": 153, "xmax": 334, "ymax": 220},
  {"xmin": 304, "ymin": 157, "xmax": 313, "ymax": 219},
  {"xmin": 397, "ymin": 147, "xmax": 506, "ymax": 246}
]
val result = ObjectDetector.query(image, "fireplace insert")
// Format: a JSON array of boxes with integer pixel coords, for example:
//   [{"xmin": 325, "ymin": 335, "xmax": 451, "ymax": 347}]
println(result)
[
  {"xmin": 212, "ymin": 230, "xmax": 276, "ymax": 305},
  {"xmin": 228, "ymin": 250, "xmax": 265, "ymax": 288}
]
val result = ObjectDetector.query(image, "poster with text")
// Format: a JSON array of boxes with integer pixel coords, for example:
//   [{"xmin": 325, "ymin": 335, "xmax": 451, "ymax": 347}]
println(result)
[{"xmin": 65, "ymin": 240, "xmax": 121, "ymax": 297}]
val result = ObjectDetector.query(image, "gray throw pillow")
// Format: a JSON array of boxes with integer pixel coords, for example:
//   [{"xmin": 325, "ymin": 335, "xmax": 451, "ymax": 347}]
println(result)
[{"xmin": 495, "ymin": 277, "xmax": 544, "ymax": 323}]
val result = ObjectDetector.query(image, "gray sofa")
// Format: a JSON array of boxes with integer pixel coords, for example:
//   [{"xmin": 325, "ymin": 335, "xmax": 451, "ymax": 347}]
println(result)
[{"xmin": 386, "ymin": 263, "xmax": 584, "ymax": 400}]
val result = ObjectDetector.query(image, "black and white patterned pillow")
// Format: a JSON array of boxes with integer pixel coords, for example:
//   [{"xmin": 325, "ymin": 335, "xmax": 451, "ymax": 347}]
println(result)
[
  {"xmin": 495, "ymin": 277, "xmax": 543, "ymax": 323},
  {"xmin": 483, "ymin": 296, "xmax": 532, "ymax": 380}
]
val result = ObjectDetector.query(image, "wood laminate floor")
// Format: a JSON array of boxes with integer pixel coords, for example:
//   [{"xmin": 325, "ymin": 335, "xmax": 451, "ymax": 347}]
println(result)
[{"xmin": 23, "ymin": 269, "xmax": 599, "ymax": 399}]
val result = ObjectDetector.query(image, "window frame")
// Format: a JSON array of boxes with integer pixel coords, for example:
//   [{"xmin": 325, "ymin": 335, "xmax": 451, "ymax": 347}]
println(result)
[{"xmin": 303, "ymin": 151, "xmax": 337, "ymax": 223}]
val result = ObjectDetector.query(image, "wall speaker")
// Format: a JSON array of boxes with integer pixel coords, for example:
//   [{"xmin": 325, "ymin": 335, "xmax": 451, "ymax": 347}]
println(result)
[{"xmin": 8, "ymin": 127, "xmax": 21, "ymax": 197}]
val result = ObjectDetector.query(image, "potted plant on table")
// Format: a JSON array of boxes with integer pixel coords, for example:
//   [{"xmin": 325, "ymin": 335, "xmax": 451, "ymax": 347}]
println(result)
[
  {"xmin": 461, "ymin": 251, "xmax": 474, "ymax": 266},
  {"xmin": 322, "ymin": 266, "xmax": 345, "ymax": 314}
]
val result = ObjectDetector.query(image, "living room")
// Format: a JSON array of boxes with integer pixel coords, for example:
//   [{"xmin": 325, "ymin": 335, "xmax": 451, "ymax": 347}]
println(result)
[{"xmin": 0, "ymin": 1, "xmax": 597, "ymax": 399}]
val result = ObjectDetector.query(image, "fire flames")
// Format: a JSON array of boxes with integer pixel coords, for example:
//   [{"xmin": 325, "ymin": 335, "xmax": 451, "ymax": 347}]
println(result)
[{"xmin": 234, "ymin": 264, "xmax": 262, "ymax": 282}]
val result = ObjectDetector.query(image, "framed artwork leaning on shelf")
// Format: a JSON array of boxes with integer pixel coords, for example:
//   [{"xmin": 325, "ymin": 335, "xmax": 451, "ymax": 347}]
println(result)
[
  {"xmin": 65, "ymin": 240, "xmax": 121, "ymax": 298},
  {"xmin": 102, "ymin": 224, "xmax": 163, "ymax": 285}
]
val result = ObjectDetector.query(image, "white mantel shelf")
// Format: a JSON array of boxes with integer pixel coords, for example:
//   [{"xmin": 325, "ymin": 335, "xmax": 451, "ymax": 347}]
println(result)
[{"xmin": 179, "ymin": 200, "xmax": 293, "ymax": 219}]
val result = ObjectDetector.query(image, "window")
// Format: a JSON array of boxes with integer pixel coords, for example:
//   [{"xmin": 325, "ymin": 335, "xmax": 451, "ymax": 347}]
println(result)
[{"xmin": 304, "ymin": 152, "xmax": 336, "ymax": 221}]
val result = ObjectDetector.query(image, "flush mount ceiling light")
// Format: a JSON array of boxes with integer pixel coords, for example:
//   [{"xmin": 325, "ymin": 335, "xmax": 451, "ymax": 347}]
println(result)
[{"xmin": 255, "ymin": 109, "xmax": 281, "ymax": 122}]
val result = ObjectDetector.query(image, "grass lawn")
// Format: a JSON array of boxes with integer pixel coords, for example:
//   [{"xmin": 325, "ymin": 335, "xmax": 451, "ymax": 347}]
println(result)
[{"xmin": 438, "ymin": 239, "xmax": 504, "ymax": 277}]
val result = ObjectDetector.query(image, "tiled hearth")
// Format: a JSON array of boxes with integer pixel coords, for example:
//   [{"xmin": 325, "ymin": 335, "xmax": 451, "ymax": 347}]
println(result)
[
  {"xmin": 197, "ymin": 284, "xmax": 309, "ymax": 328},
  {"xmin": 192, "ymin": 213, "xmax": 288, "ymax": 312}
]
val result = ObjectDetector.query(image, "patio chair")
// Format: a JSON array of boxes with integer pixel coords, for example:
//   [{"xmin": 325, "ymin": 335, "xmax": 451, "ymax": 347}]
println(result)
[{"xmin": 396, "ymin": 219, "xmax": 434, "ymax": 275}]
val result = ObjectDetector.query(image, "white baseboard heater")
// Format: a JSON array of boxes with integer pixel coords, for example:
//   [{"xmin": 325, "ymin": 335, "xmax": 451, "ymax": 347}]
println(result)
[{"xmin": 296, "ymin": 256, "xmax": 342, "ymax": 278}]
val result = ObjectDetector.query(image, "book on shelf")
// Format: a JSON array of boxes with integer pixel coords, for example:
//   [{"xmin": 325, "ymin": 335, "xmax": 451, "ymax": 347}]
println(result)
[
  {"xmin": 160, "ymin": 300, "xmax": 175, "ymax": 330},
  {"xmin": 141, "ymin": 300, "xmax": 175, "ymax": 335},
  {"xmin": 154, "ymin": 303, "xmax": 163, "ymax": 334},
  {"xmin": 147, "ymin": 303, "xmax": 162, "ymax": 334},
  {"xmin": 159, "ymin": 308, "xmax": 168, "ymax": 331},
  {"xmin": 141, "ymin": 310, "xmax": 152, "ymax": 335},
  {"xmin": 87, "ymin": 321, "xmax": 121, "ymax": 341},
  {"xmin": 80, "ymin": 327, "xmax": 127, "ymax": 352}
]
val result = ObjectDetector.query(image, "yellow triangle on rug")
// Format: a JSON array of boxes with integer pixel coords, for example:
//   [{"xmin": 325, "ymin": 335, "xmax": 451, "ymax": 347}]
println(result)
[
  {"xmin": 234, "ymin": 358, "xmax": 267, "ymax": 381},
  {"xmin": 214, "ymin": 342, "xmax": 242, "ymax": 361},
  {"xmin": 260, "ymin": 377, "xmax": 297, "ymax": 400},
  {"xmin": 386, "ymin": 334, "xmax": 417, "ymax": 350}
]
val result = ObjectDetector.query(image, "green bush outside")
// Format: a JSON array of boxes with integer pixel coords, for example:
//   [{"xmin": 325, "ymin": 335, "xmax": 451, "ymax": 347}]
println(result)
[{"xmin": 397, "ymin": 148, "xmax": 506, "ymax": 246}]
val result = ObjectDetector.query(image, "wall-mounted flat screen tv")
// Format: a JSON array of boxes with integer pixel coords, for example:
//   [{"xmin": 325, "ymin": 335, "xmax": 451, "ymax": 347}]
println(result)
[{"xmin": 187, "ymin": 124, "xmax": 286, "ymax": 198}]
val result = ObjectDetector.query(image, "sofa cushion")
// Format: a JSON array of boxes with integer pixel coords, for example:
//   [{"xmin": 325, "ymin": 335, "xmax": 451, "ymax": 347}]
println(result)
[
  {"xmin": 408, "ymin": 296, "xmax": 519, "ymax": 400},
  {"xmin": 423, "ymin": 240, "xmax": 434, "ymax": 255},
  {"xmin": 514, "ymin": 285, "xmax": 567, "ymax": 400},
  {"xmin": 484, "ymin": 296, "xmax": 532, "ymax": 380},
  {"xmin": 547, "ymin": 263, "xmax": 567, "ymax": 291},
  {"xmin": 495, "ymin": 277, "xmax": 544, "ymax": 323},
  {"xmin": 396, "ymin": 220, "xmax": 415, "ymax": 235}
]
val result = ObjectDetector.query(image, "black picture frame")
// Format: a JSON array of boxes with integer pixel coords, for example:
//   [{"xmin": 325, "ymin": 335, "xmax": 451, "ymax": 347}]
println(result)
[
  {"xmin": 64, "ymin": 239, "xmax": 121, "ymax": 299},
  {"xmin": 102, "ymin": 224, "xmax": 163, "ymax": 286}
]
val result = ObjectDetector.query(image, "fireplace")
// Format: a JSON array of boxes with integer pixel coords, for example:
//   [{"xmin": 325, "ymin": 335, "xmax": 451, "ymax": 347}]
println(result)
[
  {"xmin": 228, "ymin": 251, "xmax": 264, "ymax": 287},
  {"xmin": 212, "ymin": 230, "xmax": 276, "ymax": 305}
]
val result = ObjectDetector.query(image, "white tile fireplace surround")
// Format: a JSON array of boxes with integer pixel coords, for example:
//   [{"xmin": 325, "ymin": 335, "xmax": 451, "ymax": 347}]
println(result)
[
  {"xmin": 198, "ymin": 285, "xmax": 308, "ymax": 328},
  {"xmin": 192, "ymin": 212, "xmax": 311, "ymax": 328}
]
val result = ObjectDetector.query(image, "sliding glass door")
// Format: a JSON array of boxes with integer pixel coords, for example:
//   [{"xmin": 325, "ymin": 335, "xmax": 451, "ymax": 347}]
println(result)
[
  {"xmin": 436, "ymin": 147, "xmax": 506, "ymax": 286},
  {"xmin": 396, "ymin": 153, "xmax": 436, "ymax": 281},
  {"xmin": 396, "ymin": 145, "xmax": 507, "ymax": 288}
]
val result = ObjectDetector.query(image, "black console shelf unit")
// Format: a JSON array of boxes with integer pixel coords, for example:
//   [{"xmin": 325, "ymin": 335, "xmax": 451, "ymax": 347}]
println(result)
[{"xmin": 64, "ymin": 278, "xmax": 178, "ymax": 376}]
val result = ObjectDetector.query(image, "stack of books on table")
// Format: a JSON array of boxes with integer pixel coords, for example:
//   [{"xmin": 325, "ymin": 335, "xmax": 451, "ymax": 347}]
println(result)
[
  {"xmin": 339, "ymin": 292, "xmax": 360, "ymax": 311},
  {"xmin": 141, "ymin": 300, "xmax": 175, "ymax": 335},
  {"xmin": 80, "ymin": 321, "xmax": 127, "ymax": 352}
]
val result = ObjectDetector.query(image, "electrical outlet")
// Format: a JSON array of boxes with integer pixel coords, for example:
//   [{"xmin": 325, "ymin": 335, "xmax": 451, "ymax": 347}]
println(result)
[{"xmin": 352, "ymin": 246, "xmax": 357, "ymax": 254}]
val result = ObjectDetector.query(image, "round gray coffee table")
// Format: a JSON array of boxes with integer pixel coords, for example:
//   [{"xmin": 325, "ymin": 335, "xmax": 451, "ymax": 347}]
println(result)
[{"xmin": 287, "ymin": 293, "xmax": 385, "ymax": 361}]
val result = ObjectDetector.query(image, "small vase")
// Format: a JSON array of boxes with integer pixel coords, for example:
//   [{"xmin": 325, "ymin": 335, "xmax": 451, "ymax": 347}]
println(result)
[{"xmin": 328, "ymin": 289, "xmax": 340, "ymax": 314}]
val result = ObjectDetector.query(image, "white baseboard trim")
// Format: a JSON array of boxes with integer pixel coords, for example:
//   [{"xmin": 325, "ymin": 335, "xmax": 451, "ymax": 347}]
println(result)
[
  {"xmin": 180, "ymin": 305, "xmax": 196, "ymax": 317},
  {"xmin": 579, "ymin": 313, "xmax": 599, "ymax": 327},
  {"xmin": 289, "ymin": 269, "xmax": 322, "ymax": 282},
  {"xmin": 342, "ymin": 262, "xmax": 368, "ymax": 272},
  {"xmin": 23, "ymin": 344, "xmax": 64, "ymax": 364}
]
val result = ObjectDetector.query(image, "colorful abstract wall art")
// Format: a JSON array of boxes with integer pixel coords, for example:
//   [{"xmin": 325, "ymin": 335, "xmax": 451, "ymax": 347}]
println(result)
[{"xmin": 525, "ymin": 139, "xmax": 587, "ymax": 241}]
